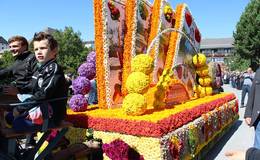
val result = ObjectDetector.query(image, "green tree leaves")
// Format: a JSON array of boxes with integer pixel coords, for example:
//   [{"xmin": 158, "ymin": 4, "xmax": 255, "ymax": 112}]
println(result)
[
  {"xmin": 0, "ymin": 51, "xmax": 14, "ymax": 84},
  {"xmin": 224, "ymin": 56, "xmax": 250, "ymax": 71},
  {"xmin": 233, "ymin": 0, "xmax": 260, "ymax": 60},
  {"xmin": 0, "ymin": 51, "xmax": 14, "ymax": 68},
  {"xmin": 52, "ymin": 27, "xmax": 91, "ymax": 74}
]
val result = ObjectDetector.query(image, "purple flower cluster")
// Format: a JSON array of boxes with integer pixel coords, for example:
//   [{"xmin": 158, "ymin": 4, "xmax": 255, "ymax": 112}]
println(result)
[
  {"xmin": 102, "ymin": 139, "xmax": 144, "ymax": 160},
  {"xmin": 86, "ymin": 51, "xmax": 96, "ymax": 65},
  {"xmin": 69, "ymin": 94, "xmax": 88, "ymax": 112},
  {"xmin": 70, "ymin": 51, "xmax": 97, "ymax": 112},
  {"xmin": 72, "ymin": 76, "xmax": 91, "ymax": 94},
  {"xmin": 77, "ymin": 62, "xmax": 96, "ymax": 80}
]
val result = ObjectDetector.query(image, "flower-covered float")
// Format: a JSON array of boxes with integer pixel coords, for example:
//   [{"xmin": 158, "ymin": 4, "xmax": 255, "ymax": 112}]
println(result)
[{"xmin": 66, "ymin": 0, "xmax": 238, "ymax": 159}]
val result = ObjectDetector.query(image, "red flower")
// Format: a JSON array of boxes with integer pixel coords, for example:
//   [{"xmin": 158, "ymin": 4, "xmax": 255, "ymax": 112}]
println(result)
[
  {"xmin": 185, "ymin": 11, "xmax": 192, "ymax": 27},
  {"xmin": 103, "ymin": 139, "xmax": 144, "ymax": 160},
  {"xmin": 66, "ymin": 94, "xmax": 237, "ymax": 137},
  {"xmin": 195, "ymin": 28, "xmax": 201, "ymax": 43}
]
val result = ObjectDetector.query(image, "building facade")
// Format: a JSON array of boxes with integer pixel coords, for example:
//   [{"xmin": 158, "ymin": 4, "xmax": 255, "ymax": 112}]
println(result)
[
  {"xmin": 0, "ymin": 36, "xmax": 9, "ymax": 53},
  {"xmin": 200, "ymin": 38, "xmax": 234, "ymax": 63},
  {"xmin": 84, "ymin": 41, "xmax": 95, "ymax": 49}
]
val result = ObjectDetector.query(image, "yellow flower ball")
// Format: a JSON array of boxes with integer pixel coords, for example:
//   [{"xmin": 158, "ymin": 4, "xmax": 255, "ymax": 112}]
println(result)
[
  {"xmin": 199, "ymin": 87, "xmax": 206, "ymax": 98},
  {"xmin": 126, "ymin": 72, "xmax": 150, "ymax": 94},
  {"xmin": 205, "ymin": 87, "xmax": 213, "ymax": 96},
  {"xmin": 198, "ymin": 76, "xmax": 212, "ymax": 87},
  {"xmin": 131, "ymin": 54, "xmax": 154, "ymax": 75},
  {"xmin": 122, "ymin": 93, "xmax": 147, "ymax": 116},
  {"xmin": 196, "ymin": 66, "xmax": 209, "ymax": 77},
  {"xmin": 192, "ymin": 53, "xmax": 207, "ymax": 68}
]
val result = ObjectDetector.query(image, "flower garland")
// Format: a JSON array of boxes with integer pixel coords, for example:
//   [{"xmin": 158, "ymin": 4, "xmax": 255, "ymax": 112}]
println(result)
[
  {"xmin": 188, "ymin": 125, "xmax": 199, "ymax": 157},
  {"xmin": 88, "ymin": 98, "xmax": 238, "ymax": 159},
  {"xmin": 68, "ymin": 93, "xmax": 236, "ymax": 121},
  {"xmin": 67, "ymin": 93, "xmax": 236, "ymax": 121},
  {"xmin": 94, "ymin": 0, "xmax": 107, "ymax": 108},
  {"xmin": 168, "ymin": 136, "xmax": 184, "ymax": 160},
  {"xmin": 173, "ymin": 4, "xmax": 188, "ymax": 66},
  {"xmin": 147, "ymin": 0, "xmax": 162, "ymax": 58},
  {"xmin": 164, "ymin": 4, "xmax": 185, "ymax": 69},
  {"xmin": 67, "ymin": 93, "xmax": 237, "ymax": 137},
  {"xmin": 160, "ymin": 100, "xmax": 238, "ymax": 159},
  {"xmin": 101, "ymin": 0, "xmax": 112, "ymax": 108},
  {"xmin": 122, "ymin": 0, "xmax": 138, "ymax": 96}
]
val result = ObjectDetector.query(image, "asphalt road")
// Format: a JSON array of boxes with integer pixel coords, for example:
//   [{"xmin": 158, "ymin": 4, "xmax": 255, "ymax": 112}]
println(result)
[{"xmin": 205, "ymin": 84, "xmax": 255, "ymax": 160}]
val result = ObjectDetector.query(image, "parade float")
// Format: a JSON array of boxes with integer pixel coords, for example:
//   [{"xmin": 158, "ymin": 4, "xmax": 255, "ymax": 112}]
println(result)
[{"xmin": 66, "ymin": 0, "xmax": 238, "ymax": 159}]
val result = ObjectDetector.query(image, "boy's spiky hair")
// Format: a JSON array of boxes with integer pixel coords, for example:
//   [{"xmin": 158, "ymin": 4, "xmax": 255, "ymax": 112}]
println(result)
[{"xmin": 33, "ymin": 32, "xmax": 58, "ymax": 51}]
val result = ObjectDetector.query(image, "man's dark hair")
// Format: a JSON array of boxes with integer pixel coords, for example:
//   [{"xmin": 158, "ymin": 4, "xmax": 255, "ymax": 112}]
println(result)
[
  {"xmin": 33, "ymin": 32, "xmax": 58, "ymax": 51},
  {"xmin": 8, "ymin": 36, "xmax": 28, "ymax": 50}
]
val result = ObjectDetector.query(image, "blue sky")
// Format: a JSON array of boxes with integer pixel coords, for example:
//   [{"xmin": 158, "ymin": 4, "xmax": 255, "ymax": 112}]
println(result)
[{"xmin": 1, "ymin": 0, "xmax": 249, "ymax": 41}]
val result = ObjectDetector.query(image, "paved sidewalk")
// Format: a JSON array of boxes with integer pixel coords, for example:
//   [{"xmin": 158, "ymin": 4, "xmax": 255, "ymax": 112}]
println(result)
[{"xmin": 205, "ymin": 84, "xmax": 255, "ymax": 160}]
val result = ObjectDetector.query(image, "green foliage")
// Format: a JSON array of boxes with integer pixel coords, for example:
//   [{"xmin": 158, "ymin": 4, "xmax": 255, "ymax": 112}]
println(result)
[
  {"xmin": 0, "ymin": 51, "xmax": 14, "ymax": 68},
  {"xmin": 233, "ymin": 0, "xmax": 260, "ymax": 60},
  {"xmin": 0, "ymin": 51, "xmax": 15, "ymax": 84},
  {"xmin": 51, "ymin": 27, "xmax": 91, "ymax": 74},
  {"xmin": 224, "ymin": 56, "xmax": 250, "ymax": 71}
]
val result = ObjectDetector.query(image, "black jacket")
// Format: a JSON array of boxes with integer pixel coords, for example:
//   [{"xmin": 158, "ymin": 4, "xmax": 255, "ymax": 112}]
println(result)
[
  {"xmin": 246, "ymin": 147, "xmax": 260, "ymax": 160},
  {"xmin": 20, "ymin": 59, "xmax": 68, "ymax": 125},
  {"xmin": 0, "ymin": 51, "xmax": 37, "ymax": 93},
  {"xmin": 244, "ymin": 68, "xmax": 260, "ymax": 126}
]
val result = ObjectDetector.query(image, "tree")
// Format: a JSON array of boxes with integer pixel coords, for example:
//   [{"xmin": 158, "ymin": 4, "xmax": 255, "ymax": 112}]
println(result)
[
  {"xmin": 233, "ymin": 0, "xmax": 260, "ymax": 64},
  {"xmin": 52, "ymin": 27, "xmax": 90, "ymax": 74},
  {"xmin": 0, "ymin": 51, "xmax": 15, "ymax": 84},
  {"xmin": 0, "ymin": 51, "xmax": 14, "ymax": 68},
  {"xmin": 224, "ymin": 56, "xmax": 250, "ymax": 71}
]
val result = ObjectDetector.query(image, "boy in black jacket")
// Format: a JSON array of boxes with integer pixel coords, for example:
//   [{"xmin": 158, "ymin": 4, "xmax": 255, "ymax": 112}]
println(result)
[
  {"xmin": 10, "ymin": 32, "xmax": 68, "ymax": 132},
  {"xmin": 0, "ymin": 36, "xmax": 37, "ymax": 101}
]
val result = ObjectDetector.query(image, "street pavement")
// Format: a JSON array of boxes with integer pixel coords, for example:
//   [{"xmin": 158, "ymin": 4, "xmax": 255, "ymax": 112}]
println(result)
[{"xmin": 205, "ymin": 84, "xmax": 255, "ymax": 160}]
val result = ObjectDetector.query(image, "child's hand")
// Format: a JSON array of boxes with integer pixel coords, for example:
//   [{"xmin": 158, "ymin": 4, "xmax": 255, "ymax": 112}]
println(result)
[
  {"xmin": 13, "ymin": 108, "xmax": 20, "ymax": 117},
  {"xmin": 225, "ymin": 151, "xmax": 245, "ymax": 160}
]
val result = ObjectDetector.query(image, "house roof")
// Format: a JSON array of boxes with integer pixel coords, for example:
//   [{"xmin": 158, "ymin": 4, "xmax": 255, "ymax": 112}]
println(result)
[
  {"xmin": 200, "ymin": 38, "xmax": 234, "ymax": 49},
  {"xmin": 0, "ymin": 36, "xmax": 8, "ymax": 44},
  {"xmin": 43, "ymin": 27, "xmax": 58, "ymax": 35}
]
